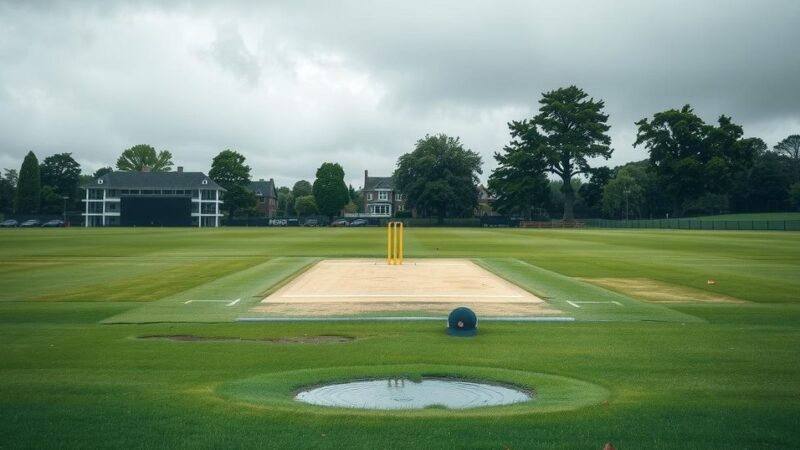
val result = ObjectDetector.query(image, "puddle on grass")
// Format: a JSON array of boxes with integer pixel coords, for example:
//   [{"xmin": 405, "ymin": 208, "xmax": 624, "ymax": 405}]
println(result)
[
  {"xmin": 137, "ymin": 335, "xmax": 354, "ymax": 344},
  {"xmin": 295, "ymin": 378, "xmax": 532, "ymax": 410}
]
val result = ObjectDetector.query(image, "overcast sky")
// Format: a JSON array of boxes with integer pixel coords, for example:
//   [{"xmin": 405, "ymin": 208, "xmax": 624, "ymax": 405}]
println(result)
[{"xmin": 1, "ymin": 0, "xmax": 798, "ymax": 188}]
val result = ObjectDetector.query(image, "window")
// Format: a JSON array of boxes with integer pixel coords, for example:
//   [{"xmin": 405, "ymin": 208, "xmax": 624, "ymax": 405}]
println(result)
[
  {"xmin": 370, "ymin": 204, "xmax": 390, "ymax": 215},
  {"xmin": 378, "ymin": 191, "xmax": 389, "ymax": 200},
  {"xmin": 396, "ymin": 192, "xmax": 402, "ymax": 201},
  {"xmin": 368, "ymin": 193, "xmax": 373, "ymax": 201},
  {"xmin": 97, "ymin": 179, "xmax": 103, "ymax": 185},
  {"xmin": 202, "ymin": 179, "xmax": 209, "ymax": 185}
]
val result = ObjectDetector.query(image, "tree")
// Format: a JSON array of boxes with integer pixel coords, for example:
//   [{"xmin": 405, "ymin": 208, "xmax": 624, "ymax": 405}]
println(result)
[
  {"xmin": 578, "ymin": 166, "xmax": 613, "ymax": 217},
  {"xmin": 294, "ymin": 195, "xmax": 318, "ymax": 216},
  {"xmin": 394, "ymin": 134, "xmax": 482, "ymax": 223},
  {"xmin": 635, "ymin": 105, "xmax": 759, "ymax": 216},
  {"xmin": 488, "ymin": 120, "xmax": 550, "ymax": 219},
  {"xmin": 116, "ymin": 144, "xmax": 173, "ymax": 172},
  {"xmin": 292, "ymin": 180, "xmax": 312, "ymax": 198},
  {"xmin": 276, "ymin": 186, "xmax": 294, "ymax": 216},
  {"xmin": 16, "ymin": 151, "xmax": 41, "ymax": 214},
  {"xmin": 0, "ymin": 169, "xmax": 16, "ymax": 214},
  {"xmin": 741, "ymin": 152, "xmax": 793, "ymax": 212},
  {"xmin": 40, "ymin": 153, "xmax": 81, "ymax": 209},
  {"xmin": 93, "ymin": 167, "xmax": 113, "ymax": 178},
  {"xmin": 312, "ymin": 162, "xmax": 350, "ymax": 219},
  {"xmin": 40, "ymin": 185, "xmax": 65, "ymax": 215},
  {"xmin": 774, "ymin": 135, "xmax": 800, "ymax": 182},
  {"xmin": 790, "ymin": 181, "xmax": 800, "ymax": 210},
  {"xmin": 774, "ymin": 135, "xmax": 800, "ymax": 161},
  {"xmin": 209, "ymin": 150, "xmax": 254, "ymax": 219},
  {"xmin": 507, "ymin": 86, "xmax": 612, "ymax": 221},
  {"xmin": 220, "ymin": 185, "xmax": 256, "ymax": 219},
  {"xmin": 602, "ymin": 165, "xmax": 646, "ymax": 220}
]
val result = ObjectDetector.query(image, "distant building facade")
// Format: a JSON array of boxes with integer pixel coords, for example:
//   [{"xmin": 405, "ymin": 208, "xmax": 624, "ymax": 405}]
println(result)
[
  {"xmin": 82, "ymin": 168, "xmax": 225, "ymax": 227},
  {"xmin": 361, "ymin": 170, "xmax": 404, "ymax": 217},
  {"xmin": 247, "ymin": 178, "xmax": 278, "ymax": 218}
]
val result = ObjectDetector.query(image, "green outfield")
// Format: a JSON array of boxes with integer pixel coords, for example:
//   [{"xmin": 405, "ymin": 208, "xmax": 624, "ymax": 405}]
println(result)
[{"xmin": 1, "ymin": 227, "xmax": 799, "ymax": 448}]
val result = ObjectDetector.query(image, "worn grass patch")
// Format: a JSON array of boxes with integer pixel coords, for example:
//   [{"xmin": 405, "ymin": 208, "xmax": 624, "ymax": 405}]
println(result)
[{"xmin": 579, "ymin": 277, "xmax": 746, "ymax": 304}]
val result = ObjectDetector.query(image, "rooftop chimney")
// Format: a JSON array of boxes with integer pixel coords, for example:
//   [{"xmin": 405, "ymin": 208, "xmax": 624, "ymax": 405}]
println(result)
[
  {"xmin": 141, "ymin": 165, "xmax": 151, "ymax": 173},
  {"xmin": 177, "ymin": 166, "xmax": 183, "ymax": 173}
]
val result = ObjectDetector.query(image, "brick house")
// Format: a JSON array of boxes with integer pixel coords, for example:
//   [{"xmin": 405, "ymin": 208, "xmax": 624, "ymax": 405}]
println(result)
[
  {"xmin": 362, "ymin": 170, "xmax": 404, "ymax": 217},
  {"xmin": 247, "ymin": 178, "xmax": 278, "ymax": 218}
]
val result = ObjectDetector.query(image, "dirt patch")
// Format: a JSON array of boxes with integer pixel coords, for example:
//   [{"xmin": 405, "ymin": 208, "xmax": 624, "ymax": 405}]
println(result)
[
  {"xmin": 138, "ymin": 335, "xmax": 354, "ymax": 344},
  {"xmin": 578, "ymin": 278, "xmax": 746, "ymax": 304},
  {"xmin": 251, "ymin": 301, "xmax": 562, "ymax": 317},
  {"xmin": 255, "ymin": 259, "xmax": 558, "ymax": 317}
]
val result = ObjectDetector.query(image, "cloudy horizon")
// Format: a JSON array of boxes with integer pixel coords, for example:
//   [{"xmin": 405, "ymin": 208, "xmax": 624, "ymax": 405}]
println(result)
[{"xmin": 1, "ymin": 0, "xmax": 798, "ymax": 188}]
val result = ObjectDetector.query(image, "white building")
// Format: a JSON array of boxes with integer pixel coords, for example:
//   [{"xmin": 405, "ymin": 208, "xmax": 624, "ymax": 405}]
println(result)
[{"xmin": 83, "ymin": 169, "xmax": 225, "ymax": 227}]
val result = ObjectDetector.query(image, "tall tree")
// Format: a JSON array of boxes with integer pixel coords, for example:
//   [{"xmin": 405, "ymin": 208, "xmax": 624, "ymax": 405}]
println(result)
[
  {"xmin": 0, "ymin": 169, "xmax": 16, "ymax": 214},
  {"xmin": 276, "ymin": 186, "xmax": 294, "ymax": 216},
  {"xmin": 294, "ymin": 195, "xmax": 318, "ymax": 216},
  {"xmin": 579, "ymin": 167, "xmax": 613, "ymax": 217},
  {"xmin": 16, "ymin": 151, "xmax": 41, "ymax": 214},
  {"xmin": 116, "ymin": 144, "xmax": 173, "ymax": 172},
  {"xmin": 394, "ymin": 134, "xmax": 482, "ymax": 223},
  {"xmin": 635, "ymin": 105, "xmax": 759, "ymax": 216},
  {"xmin": 292, "ymin": 180, "xmax": 312, "ymax": 198},
  {"xmin": 209, "ymin": 150, "xmax": 254, "ymax": 219},
  {"xmin": 602, "ymin": 164, "xmax": 646, "ymax": 220},
  {"xmin": 774, "ymin": 134, "xmax": 800, "ymax": 182},
  {"xmin": 93, "ymin": 167, "xmax": 113, "ymax": 179},
  {"xmin": 312, "ymin": 162, "xmax": 350, "ymax": 219},
  {"xmin": 488, "ymin": 121, "xmax": 550, "ymax": 219},
  {"xmin": 508, "ymin": 86, "xmax": 612, "ymax": 221},
  {"xmin": 774, "ymin": 135, "xmax": 800, "ymax": 161},
  {"xmin": 40, "ymin": 153, "xmax": 81, "ymax": 208}
]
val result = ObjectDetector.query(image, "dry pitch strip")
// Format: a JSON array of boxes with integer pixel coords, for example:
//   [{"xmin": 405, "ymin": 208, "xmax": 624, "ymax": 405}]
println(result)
[{"xmin": 247, "ymin": 222, "xmax": 570, "ymax": 322}]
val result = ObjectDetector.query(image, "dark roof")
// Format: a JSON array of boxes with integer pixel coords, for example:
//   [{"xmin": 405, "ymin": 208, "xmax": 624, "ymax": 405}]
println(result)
[
  {"xmin": 364, "ymin": 176, "xmax": 394, "ymax": 191},
  {"xmin": 88, "ymin": 171, "xmax": 224, "ymax": 190},
  {"xmin": 247, "ymin": 179, "xmax": 277, "ymax": 198}
]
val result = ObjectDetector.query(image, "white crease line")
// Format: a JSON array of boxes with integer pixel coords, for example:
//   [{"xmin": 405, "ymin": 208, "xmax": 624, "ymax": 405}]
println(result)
[
  {"xmin": 184, "ymin": 299, "xmax": 236, "ymax": 305},
  {"xmin": 280, "ymin": 294, "xmax": 525, "ymax": 298},
  {"xmin": 227, "ymin": 298, "xmax": 241, "ymax": 307},
  {"xmin": 567, "ymin": 300, "xmax": 623, "ymax": 307}
]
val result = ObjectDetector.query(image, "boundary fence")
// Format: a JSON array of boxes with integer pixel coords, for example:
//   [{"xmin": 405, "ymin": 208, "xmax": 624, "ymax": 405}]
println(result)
[{"xmin": 584, "ymin": 218, "xmax": 800, "ymax": 231}]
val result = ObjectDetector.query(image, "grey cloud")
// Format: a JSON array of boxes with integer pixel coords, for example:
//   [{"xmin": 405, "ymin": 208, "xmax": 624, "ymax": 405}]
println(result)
[{"xmin": 0, "ymin": 0, "xmax": 798, "ymax": 188}]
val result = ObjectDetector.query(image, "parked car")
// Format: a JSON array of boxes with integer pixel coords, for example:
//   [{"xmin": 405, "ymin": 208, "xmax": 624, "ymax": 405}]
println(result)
[
  {"xmin": 42, "ymin": 219, "xmax": 65, "ymax": 227},
  {"xmin": 19, "ymin": 219, "xmax": 41, "ymax": 227},
  {"xmin": 331, "ymin": 219, "xmax": 349, "ymax": 227},
  {"xmin": 302, "ymin": 218, "xmax": 319, "ymax": 227},
  {"xmin": 349, "ymin": 219, "xmax": 368, "ymax": 227},
  {"xmin": 0, "ymin": 219, "xmax": 18, "ymax": 227}
]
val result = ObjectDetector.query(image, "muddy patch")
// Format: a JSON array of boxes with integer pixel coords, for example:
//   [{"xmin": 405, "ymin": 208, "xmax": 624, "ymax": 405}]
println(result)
[
  {"xmin": 137, "ymin": 334, "xmax": 355, "ymax": 344},
  {"xmin": 579, "ymin": 278, "xmax": 746, "ymax": 304}
]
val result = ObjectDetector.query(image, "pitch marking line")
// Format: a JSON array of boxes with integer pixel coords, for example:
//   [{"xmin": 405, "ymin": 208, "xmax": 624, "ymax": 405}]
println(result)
[
  {"xmin": 566, "ymin": 300, "xmax": 623, "ymax": 308},
  {"xmin": 184, "ymin": 298, "xmax": 241, "ymax": 307},
  {"xmin": 280, "ymin": 294, "xmax": 525, "ymax": 299}
]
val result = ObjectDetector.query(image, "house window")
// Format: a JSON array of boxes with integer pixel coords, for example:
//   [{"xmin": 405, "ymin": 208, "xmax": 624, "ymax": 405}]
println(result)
[
  {"xmin": 396, "ymin": 192, "xmax": 402, "ymax": 201},
  {"xmin": 368, "ymin": 193, "xmax": 373, "ymax": 201},
  {"xmin": 378, "ymin": 191, "xmax": 389, "ymax": 201},
  {"xmin": 371, "ymin": 204, "xmax": 390, "ymax": 215}
]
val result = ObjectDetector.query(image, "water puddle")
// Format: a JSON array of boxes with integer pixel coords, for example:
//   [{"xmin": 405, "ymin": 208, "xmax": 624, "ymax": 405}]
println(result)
[{"xmin": 295, "ymin": 378, "xmax": 532, "ymax": 410}]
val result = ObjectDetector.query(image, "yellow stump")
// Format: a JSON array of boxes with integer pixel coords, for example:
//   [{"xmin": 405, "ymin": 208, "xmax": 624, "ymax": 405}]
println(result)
[{"xmin": 387, "ymin": 221, "xmax": 404, "ymax": 265}]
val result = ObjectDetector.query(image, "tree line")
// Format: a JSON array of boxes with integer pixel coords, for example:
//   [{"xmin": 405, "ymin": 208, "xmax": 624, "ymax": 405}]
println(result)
[
  {"xmin": 0, "ymin": 144, "xmax": 358, "ymax": 221},
  {"xmin": 2, "ymin": 86, "xmax": 798, "ymax": 221}
]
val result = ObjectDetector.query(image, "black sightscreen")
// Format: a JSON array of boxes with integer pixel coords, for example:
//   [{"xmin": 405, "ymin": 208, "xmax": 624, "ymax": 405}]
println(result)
[{"xmin": 121, "ymin": 197, "xmax": 192, "ymax": 227}]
